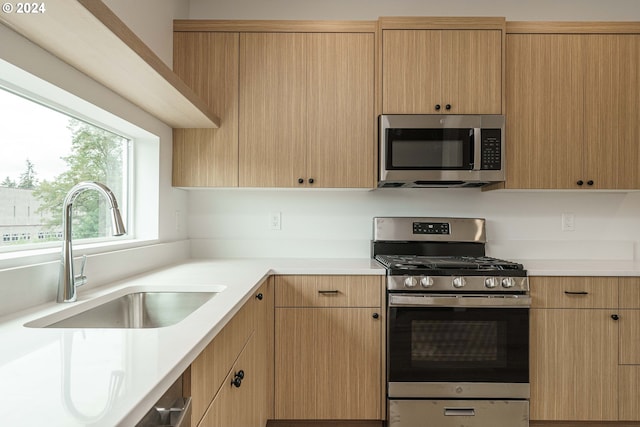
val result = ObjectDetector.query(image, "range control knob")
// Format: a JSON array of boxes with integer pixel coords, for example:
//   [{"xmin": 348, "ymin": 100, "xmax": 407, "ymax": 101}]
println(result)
[
  {"xmin": 420, "ymin": 276, "xmax": 434, "ymax": 288},
  {"xmin": 502, "ymin": 277, "xmax": 516, "ymax": 288},
  {"xmin": 404, "ymin": 277, "xmax": 417, "ymax": 288},
  {"xmin": 452, "ymin": 277, "xmax": 466, "ymax": 288},
  {"xmin": 485, "ymin": 277, "xmax": 498, "ymax": 288}
]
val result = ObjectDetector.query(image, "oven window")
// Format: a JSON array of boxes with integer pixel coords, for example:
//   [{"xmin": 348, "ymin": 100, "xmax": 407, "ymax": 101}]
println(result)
[
  {"xmin": 386, "ymin": 128, "xmax": 473, "ymax": 170},
  {"xmin": 388, "ymin": 307, "xmax": 529, "ymax": 383},
  {"xmin": 411, "ymin": 320, "xmax": 502, "ymax": 364}
]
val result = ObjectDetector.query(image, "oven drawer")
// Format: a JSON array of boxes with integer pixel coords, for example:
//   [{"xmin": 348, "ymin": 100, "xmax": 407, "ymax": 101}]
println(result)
[
  {"xmin": 388, "ymin": 399, "xmax": 529, "ymax": 427},
  {"xmin": 274, "ymin": 275, "xmax": 382, "ymax": 307},
  {"xmin": 530, "ymin": 276, "xmax": 618, "ymax": 308}
]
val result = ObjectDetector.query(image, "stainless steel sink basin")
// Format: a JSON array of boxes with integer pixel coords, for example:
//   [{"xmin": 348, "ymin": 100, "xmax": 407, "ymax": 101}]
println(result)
[{"xmin": 40, "ymin": 291, "xmax": 218, "ymax": 329}]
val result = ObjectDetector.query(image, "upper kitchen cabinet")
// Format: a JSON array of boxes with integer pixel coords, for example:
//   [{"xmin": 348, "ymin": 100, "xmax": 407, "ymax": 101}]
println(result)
[
  {"xmin": 173, "ymin": 32, "xmax": 239, "ymax": 187},
  {"xmin": 505, "ymin": 23, "xmax": 640, "ymax": 190},
  {"xmin": 380, "ymin": 17, "xmax": 505, "ymax": 115},
  {"xmin": 239, "ymin": 28, "xmax": 375, "ymax": 188}
]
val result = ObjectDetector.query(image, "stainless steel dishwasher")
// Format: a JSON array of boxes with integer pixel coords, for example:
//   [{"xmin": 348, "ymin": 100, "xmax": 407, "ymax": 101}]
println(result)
[{"xmin": 136, "ymin": 374, "xmax": 191, "ymax": 427}]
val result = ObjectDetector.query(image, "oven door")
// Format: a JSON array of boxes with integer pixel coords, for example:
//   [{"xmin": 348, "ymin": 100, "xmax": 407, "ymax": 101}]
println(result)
[{"xmin": 387, "ymin": 293, "xmax": 530, "ymax": 399}]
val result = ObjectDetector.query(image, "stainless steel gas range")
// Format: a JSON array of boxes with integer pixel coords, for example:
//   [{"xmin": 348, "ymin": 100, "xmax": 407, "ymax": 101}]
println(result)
[{"xmin": 373, "ymin": 217, "xmax": 530, "ymax": 427}]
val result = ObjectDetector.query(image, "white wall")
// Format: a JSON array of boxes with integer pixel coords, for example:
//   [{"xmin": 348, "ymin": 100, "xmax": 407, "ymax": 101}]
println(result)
[
  {"xmin": 102, "ymin": 0, "xmax": 189, "ymax": 67},
  {"xmin": 185, "ymin": 0, "xmax": 640, "ymax": 261},
  {"xmin": 189, "ymin": 0, "xmax": 640, "ymax": 20},
  {"xmin": 188, "ymin": 189, "xmax": 640, "ymax": 260},
  {"xmin": 0, "ymin": 22, "xmax": 190, "ymax": 316}
]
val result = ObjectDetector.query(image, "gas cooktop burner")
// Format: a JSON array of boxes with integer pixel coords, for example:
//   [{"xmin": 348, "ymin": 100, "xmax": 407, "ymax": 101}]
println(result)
[{"xmin": 376, "ymin": 255, "xmax": 524, "ymax": 272}]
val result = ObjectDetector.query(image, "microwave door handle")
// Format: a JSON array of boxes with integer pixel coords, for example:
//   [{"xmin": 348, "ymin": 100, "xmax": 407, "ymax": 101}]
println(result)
[{"xmin": 472, "ymin": 128, "xmax": 481, "ymax": 171}]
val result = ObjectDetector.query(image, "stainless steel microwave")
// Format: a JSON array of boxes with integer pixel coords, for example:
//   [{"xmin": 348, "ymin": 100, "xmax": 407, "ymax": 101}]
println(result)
[{"xmin": 378, "ymin": 114, "xmax": 505, "ymax": 188}]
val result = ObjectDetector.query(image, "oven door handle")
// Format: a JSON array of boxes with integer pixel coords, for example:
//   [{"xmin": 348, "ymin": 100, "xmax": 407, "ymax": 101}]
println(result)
[{"xmin": 388, "ymin": 294, "xmax": 531, "ymax": 308}]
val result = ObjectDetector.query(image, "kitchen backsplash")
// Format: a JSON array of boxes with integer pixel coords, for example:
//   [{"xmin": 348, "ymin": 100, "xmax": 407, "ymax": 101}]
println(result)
[{"xmin": 187, "ymin": 189, "xmax": 640, "ymax": 260}]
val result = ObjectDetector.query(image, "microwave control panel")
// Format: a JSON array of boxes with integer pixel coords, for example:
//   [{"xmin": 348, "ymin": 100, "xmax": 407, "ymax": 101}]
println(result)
[{"xmin": 480, "ymin": 129, "xmax": 502, "ymax": 170}]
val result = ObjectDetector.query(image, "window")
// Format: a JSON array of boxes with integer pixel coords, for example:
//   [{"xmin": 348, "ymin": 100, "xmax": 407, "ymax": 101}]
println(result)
[{"xmin": 0, "ymin": 86, "xmax": 131, "ymax": 250}]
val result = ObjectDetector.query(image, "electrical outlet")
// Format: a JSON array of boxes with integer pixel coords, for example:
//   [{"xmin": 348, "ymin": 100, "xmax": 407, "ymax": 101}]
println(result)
[
  {"xmin": 561, "ymin": 213, "xmax": 575, "ymax": 232},
  {"xmin": 269, "ymin": 212, "xmax": 281, "ymax": 230}
]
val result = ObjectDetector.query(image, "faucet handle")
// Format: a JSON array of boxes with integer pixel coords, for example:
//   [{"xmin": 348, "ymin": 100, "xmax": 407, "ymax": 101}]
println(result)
[{"xmin": 75, "ymin": 255, "xmax": 88, "ymax": 287}]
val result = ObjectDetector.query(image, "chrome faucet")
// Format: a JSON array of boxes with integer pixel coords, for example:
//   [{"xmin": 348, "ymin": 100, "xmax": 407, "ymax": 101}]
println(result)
[{"xmin": 57, "ymin": 182, "xmax": 126, "ymax": 303}]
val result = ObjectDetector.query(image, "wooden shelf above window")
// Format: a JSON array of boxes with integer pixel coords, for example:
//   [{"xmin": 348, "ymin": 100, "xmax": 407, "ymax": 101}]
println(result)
[{"xmin": 0, "ymin": 0, "xmax": 220, "ymax": 128}]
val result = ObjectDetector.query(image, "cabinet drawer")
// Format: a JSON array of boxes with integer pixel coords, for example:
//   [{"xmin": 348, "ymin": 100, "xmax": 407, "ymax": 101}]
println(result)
[
  {"xmin": 619, "ymin": 277, "xmax": 640, "ymax": 308},
  {"xmin": 530, "ymin": 276, "xmax": 618, "ymax": 308},
  {"xmin": 190, "ymin": 299, "xmax": 255, "ymax": 425},
  {"xmin": 275, "ymin": 275, "xmax": 382, "ymax": 307}
]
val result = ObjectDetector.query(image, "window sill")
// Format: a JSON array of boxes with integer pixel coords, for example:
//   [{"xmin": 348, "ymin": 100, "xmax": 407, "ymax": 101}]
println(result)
[{"xmin": 0, "ymin": 238, "xmax": 158, "ymax": 271}]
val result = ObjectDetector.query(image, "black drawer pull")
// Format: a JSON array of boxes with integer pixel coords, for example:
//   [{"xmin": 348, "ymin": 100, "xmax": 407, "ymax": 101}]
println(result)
[
  {"xmin": 564, "ymin": 291, "xmax": 589, "ymax": 295},
  {"xmin": 318, "ymin": 290, "xmax": 339, "ymax": 295}
]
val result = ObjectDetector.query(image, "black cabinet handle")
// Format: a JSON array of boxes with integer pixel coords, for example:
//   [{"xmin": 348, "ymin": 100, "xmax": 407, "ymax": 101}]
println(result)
[
  {"xmin": 308, "ymin": 178, "xmax": 315, "ymax": 184},
  {"xmin": 564, "ymin": 291, "xmax": 589, "ymax": 295},
  {"xmin": 298, "ymin": 178, "xmax": 304, "ymax": 184},
  {"xmin": 231, "ymin": 370, "xmax": 245, "ymax": 387},
  {"xmin": 577, "ymin": 180, "xmax": 584, "ymax": 186},
  {"xmin": 445, "ymin": 104, "xmax": 451, "ymax": 110},
  {"xmin": 435, "ymin": 104, "xmax": 441, "ymax": 111},
  {"xmin": 318, "ymin": 290, "xmax": 339, "ymax": 295},
  {"xmin": 587, "ymin": 180, "xmax": 594, "ymax": 186},
  {"xmin": 255, "ymin": 293, "xmax": 263, "ymax": 301},
  {"xmin": 611, "ymin": 314, "xmax": 620, "ymax": 321},
  {"xmin": 372, "ymin": 313, "xmax": 379, "ymax": 319}
]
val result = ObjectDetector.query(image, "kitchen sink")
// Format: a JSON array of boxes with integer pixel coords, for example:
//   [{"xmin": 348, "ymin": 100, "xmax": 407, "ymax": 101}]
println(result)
[{"xmin": 29, "ymin": 291, "xmax": 219, "ymax": 329}]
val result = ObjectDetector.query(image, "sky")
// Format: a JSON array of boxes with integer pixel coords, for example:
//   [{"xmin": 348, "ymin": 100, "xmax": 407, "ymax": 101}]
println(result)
[{"xmin": 0, "ymin": 87, "xmax": 72, "ymax": 183}]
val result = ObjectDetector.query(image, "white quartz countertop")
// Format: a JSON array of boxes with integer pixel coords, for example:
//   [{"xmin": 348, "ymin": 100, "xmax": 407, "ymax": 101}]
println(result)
[
  {"xmin": 0, "ymin": 258, "xmax": 384, "ymax": 427},
  {"xmin": 516, "ymin": 259, "xmax": 640, "ymax": 276}
]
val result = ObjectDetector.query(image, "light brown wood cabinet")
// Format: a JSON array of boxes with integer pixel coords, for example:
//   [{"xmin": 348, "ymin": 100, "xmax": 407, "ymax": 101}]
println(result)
[
  {"xmin": 172, "ymin": 21, "xmax": 375, "ymax": 189},
  {"xmin": 274, "ymin": 275, "xmax": 384, "ymax": 420},
  {"xmin": 505, "ymin": 24, "xmax": 640, "ymax": 190},
  {"xmin": 173, "ymin": 32, "xmax": 239, "ymax": 187},
  {"xmin": 188, "ymin": 280, "xmax": 273, "ymax": 427},
  {"xmin": 381, "ymin": 18, "xmax": 504, "ymax": 115},
  {"xmin": 239, "ymin": 31, "xmax": 375, "ymax": 188},
  {"xmin": 530, "ymin": 276, "xmax": 640, "ymax": 422}
]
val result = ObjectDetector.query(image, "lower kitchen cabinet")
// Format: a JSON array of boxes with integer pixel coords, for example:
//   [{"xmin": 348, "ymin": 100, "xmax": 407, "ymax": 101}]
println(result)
[
  {"xmin": 274, "ymin": 275, "xmax": 384, "ymax": 420},
  {"xmin": 530, "ymin": 276, "xmax": 640, "ymax": 422},
  {"xmin": 199, "ymin": 335, "xmax": 258, "ymax": 427},
  {"xmin": 188, "ymin": 279, "xmax": 273, "ymax": 427}
]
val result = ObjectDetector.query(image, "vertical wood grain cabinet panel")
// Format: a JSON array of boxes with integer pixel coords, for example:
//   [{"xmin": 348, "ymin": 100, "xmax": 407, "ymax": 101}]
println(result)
[
  {"xmin": 198, "ymin": 335, "xmax": 258, "ymax": 427},
  {"xmin": 306, "ymin": 33, "xmax": 375, "ymax": 188},
  {"xmin": 441, "ymin": 30, "xmax": 502, "ymax": 114},
  {"xmin": 382, "ymin": 29, "xmax": 501, "ymax": 114},
  {"xmin": 239, "ymin": 33, "xmax": 307, "ymax": 187},
  {"xmin": 382, "ymin": 30, "xmax": 441, "ymax": 114},
  {"xmin": 190, "ymin": 298, "xmax": 254, "ymax": 425},
  {"xmin": 584, "ymin": 35, "xmax": 640, "ymax": 189},
  {"xmin": 275, "ymin": 275, "xmax": 381, "ymax": 307},
  {"xmin": 275, "ymin": 307, "xmax": 382, "ymax": 419},
  {"xmin": 619, "ymin": 366, "xmax": 640, "ymax": 420},
  {"xmin": 254, "ymin": 279, "xmax": 274, "ymax": 424},
  {"xmin": 530, "ymin": 308, "xmax": 619, "ymax": 420},
  {"xmin": 173, "ymin": 32, "xmax": 239, "ymax": 187},
  {"xmin": 506, "ymin": 34, "xmax": 584, "ymax": 189}
]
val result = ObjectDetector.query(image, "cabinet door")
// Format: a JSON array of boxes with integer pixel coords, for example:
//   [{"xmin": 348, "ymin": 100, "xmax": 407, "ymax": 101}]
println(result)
[
  {"xmin": 275, "ymin": 307, "xmax": 382, "ymax": 419},
  {"xmin": 382, "ymin": 30, "xmax": 442, "ymax": 114},
  {"xmin": 306, "ymin": 33, "xmax": 375, "ymax": 188},
  {"xmin": 198, "ymin": 335, "xmax": 259, "ymax": 427},
  {"xmin": 506, "ymin": 34, "xmax": 584, "ymax": 189},
  {"xmin": 584, "ymin": 35, "xmax": 640, "ymax": 189},
  {"xmin": 173, "ymin": 32, "xmax": 239, "ymax": 187},
  {"xmin": 441, "ymin": 30, "xmax": 502, "ymax": 114},
  {"xmin": 619, "ymin": 365, "xmax": 640, "ymax": 420},
  {"xmin": 239, "ymin": 33, "xmax": 307, "ymax": 187},
  {"xmin": 530, "ymin": 309, "xmax": 618, "ymax": 421}
]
